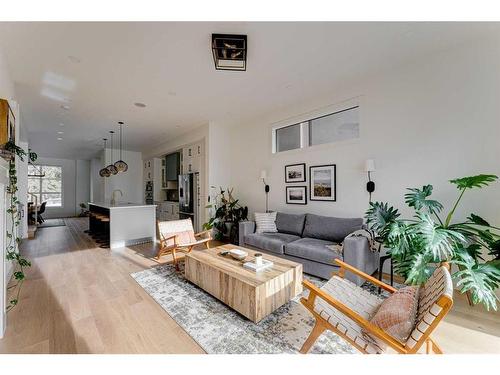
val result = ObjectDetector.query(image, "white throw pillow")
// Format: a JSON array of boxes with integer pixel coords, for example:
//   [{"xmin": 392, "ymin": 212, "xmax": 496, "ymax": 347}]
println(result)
[{"xmin": 254, "ymin": 212, "xmax": 278, "ymax": 234}]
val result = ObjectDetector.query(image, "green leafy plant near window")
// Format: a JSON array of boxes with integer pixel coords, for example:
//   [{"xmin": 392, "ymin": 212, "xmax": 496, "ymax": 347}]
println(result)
[
  {"xmin": 365, "ymin": 174, "xmax": 500, "ymax": 311},
  {"xmin": 203, "ymin": 187, "xmax": 248, "ymax": 241},
  {"xmin": 3, "ymin": 140, "xmax": 36, "ymax": 312}
]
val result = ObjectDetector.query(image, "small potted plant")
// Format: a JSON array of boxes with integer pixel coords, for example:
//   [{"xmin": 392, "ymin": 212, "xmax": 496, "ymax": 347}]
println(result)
[
  {"xmin": 203, "ymin": 187, "xmax": 248, "ymax": 242},
  {"xmin": 79, "ymin": 202, "xmax": 89, "ymax": 217}
]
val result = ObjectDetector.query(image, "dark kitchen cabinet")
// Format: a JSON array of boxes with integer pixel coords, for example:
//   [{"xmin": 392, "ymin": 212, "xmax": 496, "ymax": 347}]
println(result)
[{"xmin": 166, "ymin": 152, "xmax": 180, "ymax": 181}]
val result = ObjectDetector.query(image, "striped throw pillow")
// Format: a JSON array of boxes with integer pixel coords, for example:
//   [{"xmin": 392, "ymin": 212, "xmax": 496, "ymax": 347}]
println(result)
[{"xmin": 254, "ymin": 212, "xmax": 278, "ymax": 234}]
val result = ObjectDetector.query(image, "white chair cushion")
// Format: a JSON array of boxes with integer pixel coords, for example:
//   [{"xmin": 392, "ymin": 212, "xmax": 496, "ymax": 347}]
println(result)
[{"xmin": 313, "ymin": 276, "xmax": 385, "ymax": 354}]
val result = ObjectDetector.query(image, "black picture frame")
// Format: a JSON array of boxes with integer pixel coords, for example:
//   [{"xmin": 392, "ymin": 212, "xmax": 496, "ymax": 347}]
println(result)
[
  {"xmin": 285, "ymin": 163, "xmax": 306, "ymax": 183},
  {"xmin": 309, "ymin": 164, "xmax": 336, "ymax": 201},
  {"xmin": 286, "ymin": 186, "xmax": 307, "ymax": 205}
]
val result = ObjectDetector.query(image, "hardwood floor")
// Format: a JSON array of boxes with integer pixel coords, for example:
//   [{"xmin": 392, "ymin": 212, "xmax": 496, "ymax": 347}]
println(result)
[{"xmin": 1, "ymin": 217, "xmax": 499, "ymax": 354}]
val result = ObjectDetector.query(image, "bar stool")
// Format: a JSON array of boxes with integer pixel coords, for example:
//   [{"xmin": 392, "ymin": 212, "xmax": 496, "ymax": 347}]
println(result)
[
  {"xmin": 98, "ymin": 216, "xmax": 110, "ymax": 248},
  {"xmin": 86, "ymin": 212, "xmax": 98, "ymax": 235},
  {"xmin": 91, "ymin": 214, "xmax": 107, "ymax": 241}
]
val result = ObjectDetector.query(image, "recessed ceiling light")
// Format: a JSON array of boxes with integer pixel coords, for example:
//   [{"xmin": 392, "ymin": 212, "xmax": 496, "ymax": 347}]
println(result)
[
  {"xmin": 134, "ymin": 102, "xmax": 146, "ymax": 108},
  {"xmin": 68, "ymin": 55, "xmax": 81, "ymax": 64},
  {"xmin": 59, "ymin": 123, "xmax": 64, "ymax": 126},
  {"xmin": 57, "ymin": 137, "xmax": 63, "ymax": 141},
  {"xmin": 57, "ymin": 131, "xmax": 64, "ymax": 134},
  {"xmin": 60, "ymin": 104, "xmax": 70, "ymax": 110}
]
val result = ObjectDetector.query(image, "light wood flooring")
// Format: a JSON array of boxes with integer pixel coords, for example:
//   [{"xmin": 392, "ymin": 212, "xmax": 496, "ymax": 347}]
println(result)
[{"xmin": 0, "ymin": 217, "xmax": 499, "ymax": 354}]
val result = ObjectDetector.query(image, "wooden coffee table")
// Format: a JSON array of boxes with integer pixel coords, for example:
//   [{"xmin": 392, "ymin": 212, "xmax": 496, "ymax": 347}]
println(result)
[{"xmin": 184, "ymin": 244, "xmax": 303, "ymax": 323}]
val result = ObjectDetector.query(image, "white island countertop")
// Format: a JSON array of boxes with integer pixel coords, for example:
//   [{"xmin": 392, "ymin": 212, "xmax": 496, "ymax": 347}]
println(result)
[
  {"xmin": 88, "ymin": 202, "xmax": 156, "ymax": 248},
  {"xmin": 88, "ymin": 202, "xmax": 156, "ymax": 209}
]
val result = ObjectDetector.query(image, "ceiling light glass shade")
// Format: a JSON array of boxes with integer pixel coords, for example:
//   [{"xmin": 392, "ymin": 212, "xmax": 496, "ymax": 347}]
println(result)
[
  {"xmin": 99, "ymin": 168, "xmax": 110, "ymax": 177},
  {"xmin": 106, "ymin": 164, "xmax": 118, "ymax": 175},
  {"xmin": 114, "ymin": 160, "xmax": 128, "ymax": 172}
]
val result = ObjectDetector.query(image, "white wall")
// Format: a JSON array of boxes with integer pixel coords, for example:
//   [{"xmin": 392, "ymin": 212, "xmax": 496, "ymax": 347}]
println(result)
[
  {"xmin": 102, "ymin": 149, "xmax": 143, "ymax": 203},
  {"xmin": 90, "ymin": 157, "xmax": 104, "ymax": 202},
  {"xmin": 221, "ymin": 36, "xmax": 500, "ymax": 229},
  {"xmin": 75, "ymin": 159, "xmax": 90, "ymax": 215},
  {"xmin": 0, "ymin": 48, "xmax": 15, "ymax": 337},
  {"xmin": 35, "ymin": 157, "xmax": 90, "ymax": 218}
]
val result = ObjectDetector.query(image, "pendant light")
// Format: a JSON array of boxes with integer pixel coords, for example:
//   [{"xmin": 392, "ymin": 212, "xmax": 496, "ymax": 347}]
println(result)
[
  {"xmin": 99, "ymin": 139, "xmax": 111, "ymax": 177},
  {"xmin": 106, "ymin": 131, "xmax": 118, "ymax": 175},
  {"xmin": 114, "ymin": 121, "xmax": 128, "ymax": 172}
]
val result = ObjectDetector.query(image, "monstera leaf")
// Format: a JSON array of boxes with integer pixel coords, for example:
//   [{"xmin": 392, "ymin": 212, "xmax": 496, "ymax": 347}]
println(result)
[
  {"xmin": 467, "ymin": 213, "xmax": 490, "ymax": 227},
  {"xmin": 396, "ymin": 252, "xmax": 435, "ymax": 285},
  {"xmin": 365, "ymin": 202, "xmax": 400, "ymax": 237},
  {"xmin": 454, "ymin": 253, "xmax": 500, "ymax": 311},
  {"xmin": 450, "ymin": 174, "xmax": 498, "ymax": 189},
  {"xmin": 385, "ymin": 221, "xmax": 412, "ymax": 257},
  {"xmin": 405, "ymin": 185, "xmax": 443, "ymax": 214},
  {"xmin": 410, "ymin": 213, "xmax": 465, "ymax": 261},
  {"xmin": 488, "ymin": 240, "xmax": 500, "ymax": 260}
]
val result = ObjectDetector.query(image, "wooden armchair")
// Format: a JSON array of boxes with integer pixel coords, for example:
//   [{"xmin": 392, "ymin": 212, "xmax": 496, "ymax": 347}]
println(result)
[
  {"xmin": 300, "ymin": 259, "xmax": 453, "ymax": 354},
  {"xmin": 156, "ymin": 219, "xmax": 211, "ymax": 270}
]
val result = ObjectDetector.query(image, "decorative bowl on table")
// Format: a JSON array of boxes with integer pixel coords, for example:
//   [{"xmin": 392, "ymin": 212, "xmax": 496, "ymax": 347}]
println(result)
[{"xmin": 228, "ymin": 248, "xmax": 248, "ymax": 260}]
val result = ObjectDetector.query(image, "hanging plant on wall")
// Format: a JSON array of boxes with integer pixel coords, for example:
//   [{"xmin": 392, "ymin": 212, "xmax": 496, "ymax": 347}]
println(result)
[{"xmin": 3, "ymin": 140, "xmax": 35, "ymax": 312}]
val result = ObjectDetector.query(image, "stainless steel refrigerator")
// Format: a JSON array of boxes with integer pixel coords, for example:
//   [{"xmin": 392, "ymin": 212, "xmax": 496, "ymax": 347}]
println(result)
[{"xmin": 179, "ymin": 173, "xmax": 199, "ymax": 229}]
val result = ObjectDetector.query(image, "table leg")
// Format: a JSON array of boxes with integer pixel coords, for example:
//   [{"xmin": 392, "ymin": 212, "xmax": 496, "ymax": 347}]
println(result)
[{"xmin": 390, "ymin": 257, "xmax": 394, "ymax": 286}]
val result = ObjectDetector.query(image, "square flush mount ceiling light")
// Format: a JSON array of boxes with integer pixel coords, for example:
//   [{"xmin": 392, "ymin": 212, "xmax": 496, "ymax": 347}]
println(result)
[{"xmin": 212, "ymin": 34, "xmax": 247, "ymax": 71}]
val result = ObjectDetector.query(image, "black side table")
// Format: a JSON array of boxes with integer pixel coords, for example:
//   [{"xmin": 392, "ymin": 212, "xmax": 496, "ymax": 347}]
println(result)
[{"xmin": 375, "ymin": 237, "xmax": 393, "ymax": 294}]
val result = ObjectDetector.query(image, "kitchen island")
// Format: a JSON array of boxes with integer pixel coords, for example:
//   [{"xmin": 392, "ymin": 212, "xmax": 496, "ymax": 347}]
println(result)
[{"xmin": 88, "ymin": 202, "xmax": 156, "ymax": 249}]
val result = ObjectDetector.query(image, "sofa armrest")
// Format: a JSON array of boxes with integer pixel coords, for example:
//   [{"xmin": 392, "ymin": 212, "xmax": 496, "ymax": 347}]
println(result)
[
  {"xmin": 342, "ymin": 236, "xmax": 379, "ymax": 286},
  {"xmin": 239, "ymin": 221, "xmax": 255, "ymax": 246}
]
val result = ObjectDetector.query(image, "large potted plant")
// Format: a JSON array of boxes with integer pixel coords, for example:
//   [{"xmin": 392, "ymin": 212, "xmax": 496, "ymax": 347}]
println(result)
[
  {"xmin": 365, "ymin": 174, "xmax": 500, "ymax": 310},
  {"xmin": 203, "ymin": 187, "xmax": 248, "ymax": 242}
]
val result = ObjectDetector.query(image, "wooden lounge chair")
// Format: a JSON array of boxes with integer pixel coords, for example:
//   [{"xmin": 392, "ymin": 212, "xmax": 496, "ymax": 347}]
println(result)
[
  {"xmin": 156, "ymin": 219, "xmax": 211, "ymax": 270},
  {"xmin": 300, "ymin": 259, "xmax": 453, "ymax": 354}
]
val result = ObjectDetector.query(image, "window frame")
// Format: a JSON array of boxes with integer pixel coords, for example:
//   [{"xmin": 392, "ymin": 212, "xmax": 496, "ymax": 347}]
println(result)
[
  {"xmin": 28, "ymin": 164, "xmax": 63, "ymax": 208},
  {"xmin": 274, "ymin": 121, "xmax": 306, "ymax": 153},
  {"xmin": 308, "ymin": 105, "xmax": 360, "ymax": 147},
  {"xmin": 271, "ymin": 98, "xmax": 360, "ymax": 154}
]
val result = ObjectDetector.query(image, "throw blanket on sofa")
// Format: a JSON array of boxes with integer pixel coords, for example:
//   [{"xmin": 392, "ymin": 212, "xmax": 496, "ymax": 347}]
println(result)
[{"xmin": 325, "ymin": 229, "xmax": 379, "ymax": 256}]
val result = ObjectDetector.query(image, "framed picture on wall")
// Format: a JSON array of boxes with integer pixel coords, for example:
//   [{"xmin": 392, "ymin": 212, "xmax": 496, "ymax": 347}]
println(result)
[
  {"xmin": 309, "ymin": 164, "xmax": 336, "ymax": 201},
  {"xmin": 286, "ymin": 186, "xmax": 307, "ymax": 205},
  {"xmin": 0, "ymin": 98, "xmax": 15, "ymax": 148},
  {"xmin": 285, "ymin": 163, "xmax": 306, "ymax": 183}
]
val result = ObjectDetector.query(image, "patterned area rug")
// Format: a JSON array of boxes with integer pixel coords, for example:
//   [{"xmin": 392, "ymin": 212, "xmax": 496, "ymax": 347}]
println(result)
[{"xmin": 131, "ymin": 264, "xmax": 359, "ymax": 354}]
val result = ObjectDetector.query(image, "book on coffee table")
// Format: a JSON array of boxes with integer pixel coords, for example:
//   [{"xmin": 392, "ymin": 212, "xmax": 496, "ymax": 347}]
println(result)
[{"xmin": 243, "ymin": 259, "xmax": 274, "ymax": 272}]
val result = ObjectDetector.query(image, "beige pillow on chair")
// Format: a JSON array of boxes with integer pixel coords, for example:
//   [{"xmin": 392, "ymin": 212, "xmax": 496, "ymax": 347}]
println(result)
[{"xmin": 364, "ymin": 286, "xmax": 420, "ymax": 346}]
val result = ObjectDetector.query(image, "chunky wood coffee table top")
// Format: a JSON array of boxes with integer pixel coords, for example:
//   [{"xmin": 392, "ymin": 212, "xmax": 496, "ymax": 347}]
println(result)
[
  {"xmin": 184, "ymin": 244, "xmax": 303, "ymax": 322},
  {"xmin": 186, "ymin": 244, "xmax": 302, "ymax": 285}
]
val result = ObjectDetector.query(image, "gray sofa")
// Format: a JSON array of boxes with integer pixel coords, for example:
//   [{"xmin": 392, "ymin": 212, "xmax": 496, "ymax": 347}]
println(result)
[{"xmin": 239, "ymin": 212, "xmax": 379, "ymax": 286}]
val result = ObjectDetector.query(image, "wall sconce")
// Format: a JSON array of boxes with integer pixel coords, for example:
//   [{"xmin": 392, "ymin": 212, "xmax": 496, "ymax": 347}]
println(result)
[
  {"xmin": 365, "ymin": 159, "xmax": 376, "ymax": 202},
  {"xmin": 260, "ymin": 170, "xmax": 270, "ymax": 212}
]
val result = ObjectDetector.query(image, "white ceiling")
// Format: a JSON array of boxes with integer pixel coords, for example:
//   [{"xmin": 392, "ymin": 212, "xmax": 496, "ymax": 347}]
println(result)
[{"xmin": 0, "ymin": 22, "xmax": 497, "ymax": 159}]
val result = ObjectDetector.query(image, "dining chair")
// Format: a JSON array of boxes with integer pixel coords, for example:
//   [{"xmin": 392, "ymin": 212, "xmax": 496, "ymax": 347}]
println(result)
[{"xmin": 36, "ymin": 201, "xmax": 47, "ymax": 224}]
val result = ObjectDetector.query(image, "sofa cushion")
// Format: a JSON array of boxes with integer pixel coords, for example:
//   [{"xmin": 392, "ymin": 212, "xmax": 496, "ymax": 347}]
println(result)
[
  {"xmin": 302, "ymin": 214, "xmax": 363, "ymax": 242},
  {"xmin": 285, "ymin": 237, "xmax": 342, "ymax": 265},
  {"xmin": 254, "ymin": 212, "xmax": 278, "ymax": 233},
  {"xmin": 244, "ymin": 232, "xmax": 300, "ymax": 255},
  {"xmin": 276, "ymin": 212, "xmax": 306, "ymax": 236}
]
